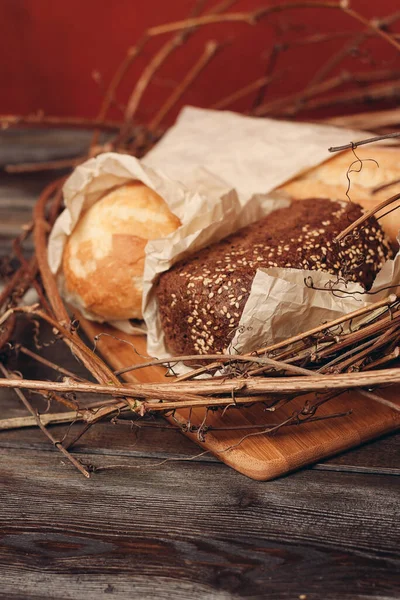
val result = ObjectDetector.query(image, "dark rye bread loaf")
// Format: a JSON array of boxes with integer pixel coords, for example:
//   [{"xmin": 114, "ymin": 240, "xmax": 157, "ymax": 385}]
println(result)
[{"xmin": 156, "ymin": 198, "xmax": 393, "ymax": 356}]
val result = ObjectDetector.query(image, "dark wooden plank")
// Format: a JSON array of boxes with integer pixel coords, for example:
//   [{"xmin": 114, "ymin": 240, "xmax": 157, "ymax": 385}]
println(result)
[
  {"xmin": 0, "ymin": 421, "xmax": 209, "ymax": 461},
  {"xmin": 0, "ymin": 129, "xmax": 94, "ymax": 168},
  {"xmin": 0, "ymin": 170, "xmax": 61, "ymax": 247},
  {"xmin": 0, "ymin": 415, "xmax": 399, "ymax": 473},
  {"xmin": 0, "ymin": 448, "xmax": 399, "ymax": 600}
]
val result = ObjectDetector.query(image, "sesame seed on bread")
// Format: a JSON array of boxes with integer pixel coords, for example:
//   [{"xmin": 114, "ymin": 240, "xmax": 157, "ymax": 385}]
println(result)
[{"xmin": 156, "ymin": 198, "xmax": 393, "ymax": 356}]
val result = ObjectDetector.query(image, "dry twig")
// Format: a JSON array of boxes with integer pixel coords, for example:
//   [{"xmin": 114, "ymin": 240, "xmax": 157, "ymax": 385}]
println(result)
[{"xmin": 0, "ymin": 364, "xmax": 90, "ymax": 477}]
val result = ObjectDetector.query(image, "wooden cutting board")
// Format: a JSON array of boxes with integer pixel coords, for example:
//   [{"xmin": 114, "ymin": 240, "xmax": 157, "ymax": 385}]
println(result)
[{"xmin": 80, "ymin": 318, "xmax": 400, "ymax": 480}]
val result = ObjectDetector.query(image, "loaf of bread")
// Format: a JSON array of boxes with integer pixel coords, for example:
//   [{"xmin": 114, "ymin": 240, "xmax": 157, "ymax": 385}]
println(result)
[
  {"xmin": 280, "ymin": 147, "xmax": 400, "ymax": 242},
  {"xmin": 62, "ymin": 181, "xmax": 181, "ymax": 321},
  {"xmin": 156, "ymin": 198, "xmax": 393, "ymax": 356}
]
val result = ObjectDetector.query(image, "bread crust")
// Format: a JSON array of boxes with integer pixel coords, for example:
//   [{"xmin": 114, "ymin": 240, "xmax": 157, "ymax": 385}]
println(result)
[
  {"xmin": 280, "ymin": 147, "xmax": 400, "ymax": 242},
  {"xmin": 62, "ymin": 181, "xmax": 181, "ymax": 320},
  {"xmin": 157, "ymin": 198, "xmax": 392, "ymax": 356}
]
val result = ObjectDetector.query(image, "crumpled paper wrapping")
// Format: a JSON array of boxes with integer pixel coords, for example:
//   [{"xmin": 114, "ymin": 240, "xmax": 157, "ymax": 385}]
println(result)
[
  {"xmin": 228, "ymin": 255, "xmax": 400, "ymax": 355},
  {"xmin": 144, "ymin": 105, "xmax": 369, "ymax": 202},
  {"xmin": 144, "ymin": 192, "xmax": 290, "ymax": 359},
  {"xmin": 229, "ymin": 269, "xmax": 364, "ymax": 355},
  {"xmin": 48, "ymin": 106, "xmax": 397, "ymax": 368},
  {"xmin": 48, "ymin": 153, "xmax": 243, "ymax": 334}
]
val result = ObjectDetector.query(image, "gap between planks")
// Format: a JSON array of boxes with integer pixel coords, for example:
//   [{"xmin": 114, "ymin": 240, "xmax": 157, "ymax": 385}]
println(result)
[{"xmin": 0, "ymin": 437, "xmax": 399, "ymax": 477}]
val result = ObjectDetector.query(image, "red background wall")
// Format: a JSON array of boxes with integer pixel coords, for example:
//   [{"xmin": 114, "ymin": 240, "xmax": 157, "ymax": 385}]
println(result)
[{"xmin": 1, "ymin": 0, "xmax": 399, "ymax": 124}]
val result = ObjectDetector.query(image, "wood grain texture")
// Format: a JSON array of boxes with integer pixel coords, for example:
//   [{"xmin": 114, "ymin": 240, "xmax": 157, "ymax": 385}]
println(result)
[
  {"xmin": 0, "ymin": 448, "xmax": 399, "ymax": 600},
  {"xmin": 0, "ymin": 170, "xmax": 63, "ymax": 244},
  {"xmin": 79, "ymin": 318, "xmax": 400, "ymax": 481},
  {"xmin": 0, "ymin": 325, "xmax": 398, "ymax": 600}
]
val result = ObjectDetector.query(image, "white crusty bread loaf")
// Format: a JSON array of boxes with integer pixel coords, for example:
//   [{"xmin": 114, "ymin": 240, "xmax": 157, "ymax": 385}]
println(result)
[
  {"xmin": 62, "ymin": 181, "xmax": 181, "ymax": 321},
  {"xmin": 279, "ymin": 147, "xmax": 400, "ymax": 242}
]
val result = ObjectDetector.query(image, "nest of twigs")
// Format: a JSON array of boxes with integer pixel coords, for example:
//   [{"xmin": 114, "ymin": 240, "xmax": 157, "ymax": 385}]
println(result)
[{"xmin": 1, "ymin": 0, "xmax": 400, "ymax": 477}]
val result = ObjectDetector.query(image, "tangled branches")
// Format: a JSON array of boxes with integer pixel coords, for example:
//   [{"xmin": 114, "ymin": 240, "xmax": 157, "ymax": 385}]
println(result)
[{"xmin": 1, "ymin": 2, "xmax": 400, "ymax": 476}]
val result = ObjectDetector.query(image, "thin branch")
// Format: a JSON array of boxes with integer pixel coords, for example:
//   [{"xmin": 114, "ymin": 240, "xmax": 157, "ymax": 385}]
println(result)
[
  {"xmin": 2, "ymin": 369, "xmax": 400, "ymax": 401},
  {"xmin": 373, "ymin": 177, "xmax": 400, "ymax": 195},
  {"xmin": 218, "ymin": 403, "xmax": 350, "ymax": 452},
  {"xmin": 91, "ymin": 450, "xmax": 211, "ymax": 473},
  {"xmin": 254, "ymin": 68, "xmax": 355, "ymax": 116},
  {"xmin": 212, "ymin": 74, "xmax": 275, "ymax": 110},
  {"xmin": 0, "ymin": 411, "xmax": 84, "ymax": 431},
  {"xmin": 17, "ymin": 345, "xmax": 87, "ymax": 382},
  {"xmin": 268, "ymin": 69, "xmax": 400, "ymax": 118},
  {"xmin": 1, "ymin": 306, "xmax": 120, "ymax": 386},
  {"xmin": 322, "ymin": 108, "xmax": 400, "ymax": 130},
  {"xmin": 358, "ymin": 389, "xmax": 400, "ymax": 413},
  {"xmin": 0, "ymin": 313, "xmax": 15, "ymax": 349},
  {"xmin": 149, "ymin": 40, "xmax": 219, "ymax": 130},
  {"xmin": 364, "ymin": 347, "xmax": 400, "ymax": 370},
  {"xmin": 342, "ymin": 5, "xmax": 400, "ymax": 53},
  {"xmin": 0, "ymin": 114, "xmax": 122, "ymax": 131},
  {"xmin": 147, "ymin": 11, "xmax": 254, "ymax": 35},
  {"xmin": 146, "ymin": 1, "xmax": 400, "ymax": 56},
  {"xmin": 303, "ymin": 9, "xmax": 400, "ymax": 89},
  {"xmin": 48, "ymin": 181, "xmax": 65, "ymax": 226},
  {"xmin": 333, "ymin": 326, "xmax": 400, "ymax": 373},
  {"xmin": 11, "ymin": 237, "xmax": 52, "ymax": 315},
  {"xmin": 288, "ymin": 80, "xmax": 400, "ymax": 115},
  {"xmin": 90, "ymin": 41, "xmax": 147, "ymax": 149},
  {"xmin": 335, "ymin": 193, "xmax": 400, "ymax": 241},
  {"xmin": 329, "ymin": 132, "xmax": 400, "ymax": 153},
  {"xmin": 0, "ymin": 258, "xmax": 37, "ymax": 312},
  {"xmin": 306, "ymin": 30, "xmax": 368, "ymax": 88},
  {"xmin": 119, "ymin": 0, "xmax": 218, "ymax": 142},
  {"xmin": 119, "ymin": 0, "xmax": 375, "ymax": 140},
  {"xmin": 0, "ymin": 364, "xmax": 90, "ymax": 478},
  {"xmin": 147, "ymin": 3, "xmax": 344, "ymax": 36},
  {"xmin": 251, "ymin": 44, "xmax": 283, "ymax": 112},
  {"xmin": 115, "ymin": 352, "xmax": 314, "ymax": 377},
  {"xmin": 313, "ymin": 313, "xmax": 400, "ymax": 362}
]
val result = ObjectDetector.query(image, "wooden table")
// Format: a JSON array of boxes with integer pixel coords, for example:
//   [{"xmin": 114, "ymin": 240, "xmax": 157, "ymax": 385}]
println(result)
[{"xmin": 0, "ymin": 142, "xmax": 399, "ymax": 599}]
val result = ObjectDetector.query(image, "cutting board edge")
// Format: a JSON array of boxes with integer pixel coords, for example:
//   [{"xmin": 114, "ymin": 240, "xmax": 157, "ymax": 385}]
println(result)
[{"xmin": 169, "ymin": 413, "xmax": 400, "ymax": 481}]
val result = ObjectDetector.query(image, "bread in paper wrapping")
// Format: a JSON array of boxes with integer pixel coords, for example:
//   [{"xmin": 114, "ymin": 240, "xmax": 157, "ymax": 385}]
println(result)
[
  {"xmin": 48, "ymin": 152, "xmax": 243, "ymax": 331},
  {"xmin": 62, "ymin": 182, "xmax": 181, "ymax": 321},
  {"xmin": 141, "ymin": 108, "xmax": 400, "ymax": 362},
  {"xmin": 280, "ymin": 146, "xmax": 400, "ymax": 242},
  {"xmin": 156, "ymin": 197, "xmax": 393, "ymax": 356}
]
